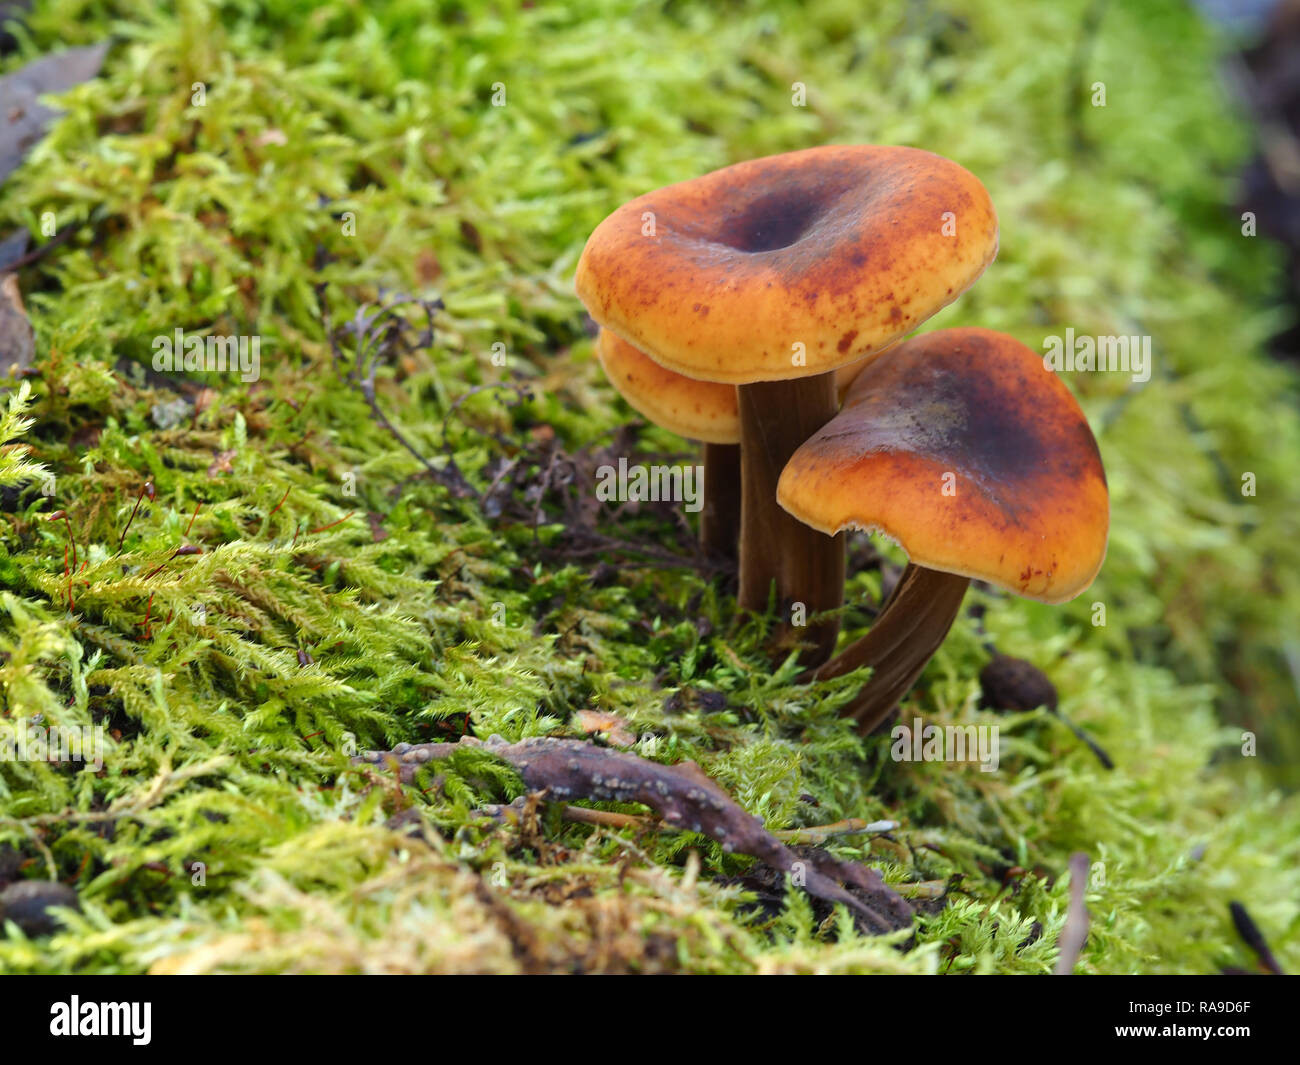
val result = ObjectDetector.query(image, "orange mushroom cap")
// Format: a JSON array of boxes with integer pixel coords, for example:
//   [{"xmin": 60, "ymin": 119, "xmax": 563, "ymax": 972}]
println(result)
[
  {"xmin": 576, "ymin": 145, "xmax": 998, "ymax": 384},
  {"xmin": 595, "ymin": 329, "xmax": 739, "ymax": 444},
  {"xmin": 776, "ymin": 328, "xmax": 1109, "ymax": 604}
]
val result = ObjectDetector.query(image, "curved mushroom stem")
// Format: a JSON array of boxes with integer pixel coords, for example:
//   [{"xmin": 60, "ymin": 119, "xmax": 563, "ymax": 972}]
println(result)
[
  {"xmin": 812, "ymin": 564, "xmax": 970, "ymax": 734},
  {"xmin": 700, "ymin": 442, "xmax": 741, "ymax": 562},
  {"xmin": 737, "ymin": 374, "xmax": 844, "ymax": 665}
]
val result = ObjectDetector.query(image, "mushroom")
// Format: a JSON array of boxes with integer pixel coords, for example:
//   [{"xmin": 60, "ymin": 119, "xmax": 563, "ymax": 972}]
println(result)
[
  {"xmin": 593, "ymin": 328, "xmax": 878, "ymax": 561},
  {"xmin": 776, "ymin": 328, "xmax": 1109, "ymax": 732},
  {"xmin": 576, "ymin": 146, "xmax": 998, "ymax": 662},
  {"xmin": 594, "ymin": 327, "xmax": 742, "ymax": 558}
]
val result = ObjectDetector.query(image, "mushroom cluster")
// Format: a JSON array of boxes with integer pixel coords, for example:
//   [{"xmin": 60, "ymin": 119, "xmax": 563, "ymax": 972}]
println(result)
[{"xmin": 575, "ymin": 145, "xmax": 1108, "ymax": 732}]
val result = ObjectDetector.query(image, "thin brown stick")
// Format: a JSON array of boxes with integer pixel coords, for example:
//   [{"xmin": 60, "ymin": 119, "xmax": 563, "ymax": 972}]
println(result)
[
  {"xmin": 305, "ymin": 512, "xmax": 354, "ymax": 536},
  {"xmin": 115, "ymin": 481, "xmax": 155, "ymax": 555},
  {"xmin": 267, "ymin": 487, "xmax": 291, "ymax": 519}
]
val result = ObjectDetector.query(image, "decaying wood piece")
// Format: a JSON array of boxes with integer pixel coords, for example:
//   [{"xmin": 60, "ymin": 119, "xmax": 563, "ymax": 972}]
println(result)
[{"xmin": 355, "ymin": 735, "xmax": 914, "ymax": 935}]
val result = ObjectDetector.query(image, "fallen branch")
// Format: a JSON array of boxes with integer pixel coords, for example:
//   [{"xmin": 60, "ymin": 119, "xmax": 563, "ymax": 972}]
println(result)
[{"xmin": 354, "ymin": 736, "xmax": 914, "ymax": 935}]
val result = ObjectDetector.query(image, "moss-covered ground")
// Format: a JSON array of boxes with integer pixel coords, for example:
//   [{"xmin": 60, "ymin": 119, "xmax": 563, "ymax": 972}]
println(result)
[{"xmin": 0, "ymin": 0, "xmax": 1296, "ymax": 974}]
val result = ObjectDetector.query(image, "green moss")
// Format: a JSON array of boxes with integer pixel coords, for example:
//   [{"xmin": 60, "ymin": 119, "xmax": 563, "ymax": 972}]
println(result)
[{"xmin": 0, "ymin": 0, "xmax": 1296, "ymax": 973}]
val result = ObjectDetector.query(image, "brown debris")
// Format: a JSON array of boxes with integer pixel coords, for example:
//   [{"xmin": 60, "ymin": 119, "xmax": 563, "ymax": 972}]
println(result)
[
  {"xmin": 573, "ymin": 709, "xmax": 636, "ymax": 747},
  {"xmin": 315, "ymin": 286, "xmax": 731, "ymax": 578},
  {"xmin": 207, "ymin": 449, "xmax": 237, "ymax": 477}
]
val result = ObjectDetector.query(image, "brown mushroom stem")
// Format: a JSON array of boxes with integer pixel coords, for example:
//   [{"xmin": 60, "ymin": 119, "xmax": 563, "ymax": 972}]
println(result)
[
  {"xmin": 699, "ymin": 442, "xmax": 741, "ymax": 561},
  {"xmin": 812, "ymin": 564, "xmax": 970, "ymax": 734},
  {"xmin": 737, "ymin": 374, "xmax": 845, "ymax": 664}
]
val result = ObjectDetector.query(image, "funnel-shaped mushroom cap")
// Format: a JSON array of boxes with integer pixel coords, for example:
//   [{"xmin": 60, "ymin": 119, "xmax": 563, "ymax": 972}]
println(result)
[
  {"xmin": 595, "ymin": 329, "xmax": 739, "ymax": 444},
  {"xmin": 777, "ymin": 328, "xmax": 1108, "ymax": 603},
  {"xmin": 576, "ymin": 146, "xmax": 998, "ymax": 385}
]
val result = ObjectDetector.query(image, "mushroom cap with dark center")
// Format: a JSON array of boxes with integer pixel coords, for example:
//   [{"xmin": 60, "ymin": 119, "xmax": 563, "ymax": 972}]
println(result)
[
  {"xmin": 575, "ymin": 145, "xmax": 998, "ymax": 384},
  {"xmin": 776, "ymin": 328, "xmax": 1109, "ymax": 603},
  {"xmin": 595, "ymin": 328, "xmax": 739, "ymax": 444}
]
